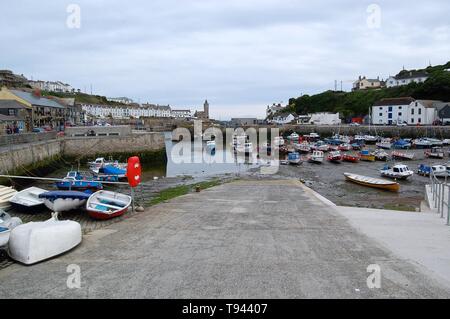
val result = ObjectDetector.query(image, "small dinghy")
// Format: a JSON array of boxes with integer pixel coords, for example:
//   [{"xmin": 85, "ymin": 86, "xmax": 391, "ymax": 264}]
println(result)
[
  {"xmin": 9, "ymin": 187, "xmax": 47, "ymax": 211},
  {"xmin": 0, "ymin": 186, "xmax": 18, "ymax": 210},
  {"xmin": 344, "ymin": 172, "xmax": 400, "ymax": 192},
  {"xmin": 0, "ymin": 210, "xmax": 22, "ymax": 247},
  {"xmin": 391, "ymin": 151, "xmax": 415, "ymax": 160},
  {"xmin": 342, "ymin": 153, "xmax": 359, "ymax": 163},
  {"xmin": 425, "ymin": 147, "xmax": 444, "ymax": 159},
  {"xmin": 296, "ymin": 142, "xmax": 311, "ymax": 153},
  {"xmin": 380, "ymin": 164, "xmax": 414, "ymax": 180},
  {"xmin": 39, "ymin": 191, "xmax": 91, "ymax": 212},
  {"xmin": 86, "ymin": 190, "xmax": 132, "ymax": 220},
  {"xmin": 8, "ymin": 213, "xmax": 82, "ymax": 265},
  {"xmin": 288, "ymin": 152, "xmax": 302, "ymax": 165}
]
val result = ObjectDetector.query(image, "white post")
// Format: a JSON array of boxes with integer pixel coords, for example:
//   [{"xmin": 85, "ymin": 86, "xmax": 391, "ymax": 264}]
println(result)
[{"xmin": 441, "ymin": 184, "xmax": 445, "ymax": 218}]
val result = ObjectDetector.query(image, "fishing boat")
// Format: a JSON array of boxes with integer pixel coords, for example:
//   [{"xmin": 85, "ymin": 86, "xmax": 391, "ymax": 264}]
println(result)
[
  {"xmin": 8, "ymin": 213, "xmax": 82, "ymax": 265},
  {"xmin": 391, "ymin": 151, "xmax": 415, "ymax": 160},
  {"xmin": 359, "ymin": 150, "xmax": 375, "ymax": 162},
  {"xmin": 413, "ymin": 138, "xmax": 432, "ymax": 149},
  {"xmin": 8, "ymin": 187, "xmax": 47, "ymax": 212},
  {"xmin": 351, "ymin": 143, "xmax": 363, "ymax": 151},
  {"xmin": 311, "ymin": 141, "xmax": 329, "ymax": 152},
  {"xmin": 295, "ymin": 142, "xmax": 311, "ymax": 153},
  {"xmin": 376, "ymin": 138, "xmax": 392, "ymax": 149},
  {"xmin": 392, "ymin": 139, "xmax": 411, "ymax": 149},
  {"xmin": 426, "ymin": 138, "xmax": 444, "ymax": 147},
  {"xmin": 308, "ymin": 151, "xmax": 324, "ymax": 164},
  {"xmin": 86, "ymin": 190, "xmax": 132, "ymax": 220},
  {"xmin": 55, "ymin": 172, "xmax": 103, "ymax": 192},
  {"xmin": 327, "ymin": 151, "xmax": 342, "ymax": 163},
  {"xmin": 417, "ymin": 164, "xmax": 431, "ymax": 176},
  {"xmin": 342, "ymin": 153, "xmax": 359, "ymax": 163},
  {"xmin": 88, "ymin": 157, "xmax": 127, "ymax": 172},
  {"xmin": 344, "ymin": 173, "xmax": 400, "ymax": 192},
  {"xmin": 0, "ymin": 186, "xmax": 18, "ymax": 210},
  {"xmin": 328, "ymin": 145, "xmax": 339, "ymax": 152},
  {"xmin": 425, "ymin": 147, "xmax": 444, "ymax": 159},
  {"xmin": 380, "ymin": 164, "xmax": 414, "ymax": 180},
  {"xmin": 259, "ymin": 142, "xmax": 271, "ymax": 154},
  {"xmin": 288, "ymin": 132, "xmax": 299, "ymax": 141},
  {"xmin": 288, "ymin": 152, "xmax": 302, "ymax": 165},
  {"xmin": 372, "ymin": 149, "xmax": 389, "ymax": 161},
  {"xmin": 363, "ymin": 135, "xmax": 378, "ymax": 144},
  {"xmin": 39, "ymin": 191, "xmax": 91, "ymax": 212},
  {"xmin": 431, "ymin": 165, "xmax": 447, "ymax": 177},
  {"xmin": 338, "ymin": 143, "xmax": 352, "ymax": 151}
]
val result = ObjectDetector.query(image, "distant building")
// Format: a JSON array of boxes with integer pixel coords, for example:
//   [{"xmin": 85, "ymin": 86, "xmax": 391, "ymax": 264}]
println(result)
[
  {"xmin": 371, "ymin": 97, "xmax": 443, "ymax": 125},
  {"xmin": 171, "ymin": 109, "xmax": 191, "ymax": 118},
  {"xmin": 28, "ymin": 80, "xmax": 73, "ymax": 93},
  {"xmin": 386, "ymin": 71, "xmax": 429, "ymax": 88},
  {"xmin": 230, "ymin": 118, "xmax": 258, "ymax": 126},
  {"xmin": 0, "ymin": 70, "xmax": 28, "ymax": 88},
  {"xmin": 107, "ymin": 97, "xmax": 134, "ymax": 104},
  {"xmin": 438, "ymin": 104, "xmax": 450, "ymax": 124},
  {"xmin": 352, "ymin": 76, "xmax": 385, "ymax": 91},
  {"xmin": 0, "ymin": 99, "xmax": 30, "ymax": 132},
  {"xmin": 271, "ymin": 113, "xmax": 295, "ymax": 125},
  {"xmin": 82, "ymin": 103, "xmax": 174, "ymax": 119},
  {"xmin": 194, "ymin": 100, "xmax": 210, "ymax": 119},
  {"xmin": 266, "ymin": 103, "xmax": 285, "ymax": 117},
  {"xmin": 308, "ymin": 112, "xmax": 341, "ymax": 125}
]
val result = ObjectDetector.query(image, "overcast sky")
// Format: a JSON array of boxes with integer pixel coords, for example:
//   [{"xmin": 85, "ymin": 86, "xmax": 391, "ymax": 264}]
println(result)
[{"xmin": 1, "ymin": 0, "xmax": 449, "ymax": 119}]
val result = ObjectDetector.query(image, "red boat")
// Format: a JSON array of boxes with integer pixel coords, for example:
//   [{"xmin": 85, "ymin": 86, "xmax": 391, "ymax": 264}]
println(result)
[
  {"xmin": 342, "ymin": 154, "xmax": 360, "ymax": 163},
  {"xmin": 338, "ymin": 143, "xmax": 352, "ymax": 151},
  {"xmin": 86, "ymin": 190, "xmax": 132, "ymax": 220},
  {"xmin": 327, "ymin": 151, "xmax": 342, "ymax": 163}
]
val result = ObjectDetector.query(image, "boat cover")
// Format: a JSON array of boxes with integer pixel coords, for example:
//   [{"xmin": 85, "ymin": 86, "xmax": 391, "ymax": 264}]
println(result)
[{"xmin": 39, "ymin": 191, "xmax": 91, "ymax": 200}]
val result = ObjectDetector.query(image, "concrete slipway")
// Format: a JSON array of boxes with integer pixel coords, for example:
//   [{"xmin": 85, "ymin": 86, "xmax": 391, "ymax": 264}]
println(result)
[{"xmin": 0, "ymin": 179, "xmax": 449, "ymax": 298}]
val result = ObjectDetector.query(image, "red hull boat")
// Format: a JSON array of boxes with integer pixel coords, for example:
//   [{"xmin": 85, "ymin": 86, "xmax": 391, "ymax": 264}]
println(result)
[
  {"xmin": 342, "ymin": 154, "xmax": 360, "ymax": 163},
  {"xmin": 86, "ymin": 190, "xmax": 132, "ymax": 220}
]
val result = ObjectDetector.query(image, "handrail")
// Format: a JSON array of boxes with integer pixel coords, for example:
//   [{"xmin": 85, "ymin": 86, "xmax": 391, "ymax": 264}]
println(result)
[{"xmin": 429, "ymin": 170, "xmax": 450, "ymax": 225}]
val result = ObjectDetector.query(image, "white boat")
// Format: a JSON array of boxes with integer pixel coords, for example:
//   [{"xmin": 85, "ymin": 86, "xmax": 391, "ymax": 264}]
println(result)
[
  {"xmin": 39, "ymin": 191, "xmax": 91, "ymax": 212},
  {"xmin": 296, "ymin": 142, "xmax": 311, "ymax": 153},
  {"xmin": 380, "ymin": 164, "xmax": 414, "ymax": 180},
  {"xmin": 8, "ymin": 213, "xmax": 82, "ymax": 265},
  {"xmin": 0, "ymin": 186, "xmax": 18, "ymax": 210},
  {"xmin": 431, "ymin": 165, "xmax": 448, "ymax": 177},
  {"xmin": 9, "ymin": 187, "xmax": 47, "ymax": 211},
  {"xmin": 0, "ymin": 210, "xmax": 22, "ymax": 247},
  {"xmin": 309, "ymin": 150, "xmax": 324, "ymax": 164},
  {"xmin": 88, "ymin": 157, "xmax": 127, "ymax": 172},
  {"xmin": 363, "ymin": 135, "xmax": 378, "ymax": 143},
  {"xmin": 288, "ymin": 132, "xmax": 299, "ymax": 140},
  {"xmin": 413, "ymin": 138, "xmax": 432, "ymax": 148},
  {"xmin": 425, "ymin": 147, "xmax": 444, "ymax": 159},
  {"xmin": 372, "ymin": 149, "xmax": 389, "ymax": 161},
  {"xmin": 376, "ymin": 138, "xmax": 392, "ymax": 149}
]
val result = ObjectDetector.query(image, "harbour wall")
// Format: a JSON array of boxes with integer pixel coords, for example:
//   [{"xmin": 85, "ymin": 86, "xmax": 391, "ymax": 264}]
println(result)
[{"xmin": 0, "ymin": 132, "xmax": 166, "ymax": 174}]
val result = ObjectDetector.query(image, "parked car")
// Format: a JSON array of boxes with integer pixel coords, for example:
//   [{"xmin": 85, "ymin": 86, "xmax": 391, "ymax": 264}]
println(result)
[{"xmin": 396, "ymin": 122, "xmax": 407, "ymax": 127}]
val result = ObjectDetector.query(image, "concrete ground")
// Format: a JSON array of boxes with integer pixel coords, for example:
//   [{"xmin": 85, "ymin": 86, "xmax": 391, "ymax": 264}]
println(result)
[{"xmin": 0, "ymin": 179, "xmax": 449, "ymax": 298}]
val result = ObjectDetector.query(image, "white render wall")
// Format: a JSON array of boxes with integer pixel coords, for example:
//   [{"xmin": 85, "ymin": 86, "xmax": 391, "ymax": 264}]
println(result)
[
  {"xmin": 308, "ymin": 112, "xmax": 341, "ymax": 125},
  {"xmin": 372, "ymin": 102, "xmax": 437, "ymax": 125},
  {"xmin": 386, "ymin": 76, "xmax": 429, "ymax": 88}
]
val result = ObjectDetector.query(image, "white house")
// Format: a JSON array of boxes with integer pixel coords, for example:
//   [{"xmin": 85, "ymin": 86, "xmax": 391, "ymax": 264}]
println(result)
[
  {"xmin": 386, "ymin": 71, "xmax": 429, "ymax": 88},
  {"xmin": 271, "ymin": 113, "xmax": 295, "ymax": 125},
  {"xmin": 81, "ymin": 103, "xmax": 178, "ymax": 119},
  {"xmin": 29, "ymin": 80, "xmax": 73, "ymax": 93},
  {"xmin": 308, "ymin": 112, "xmax": 341, "ymax": 125},
  {"xmin": 266, "ymin": 103, "xmax": 286, "ymax": 117},
  {"xmin": 171, "ymin": 109, "xmax": 191, "ymax": 118},
  {"xmin": 371, "ymin": 97, "xmax": 440, "ymax": 125}
]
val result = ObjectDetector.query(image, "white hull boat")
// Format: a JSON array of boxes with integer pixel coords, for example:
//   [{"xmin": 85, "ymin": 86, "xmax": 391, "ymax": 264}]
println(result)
[
  {"xmin": 0, "ymin": 186, "xmax": 18, "ymax": 211},
  {"xmin": 8, "ymin": 213, "xmax": 82, "ymax": 265},
  {"xmin": 9, "ymin": 187, "xmax": 47, "ymax": 211},
  {"xmin": 39, "ymin": 191, "xmax": 91, "ymax": 212},
  {"xmin": 380, "ymin": 164, "xmax": 414, "ymax": 180},
  {"xmin": 432, "ymin": 165, "xmax": 448, "ymax": 177},
  {"xmin": 309, "ymin": 151, "xmax": 324, "ymax": 164},
  {"xmin": 0, "ymin": 210, "xmax": 22, "ymax": 247}
]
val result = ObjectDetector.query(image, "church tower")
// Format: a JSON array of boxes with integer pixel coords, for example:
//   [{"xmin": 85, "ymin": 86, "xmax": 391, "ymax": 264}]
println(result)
[{"xmin": 203, "ymin": 99, "xmax": 209, "ymax": 119}]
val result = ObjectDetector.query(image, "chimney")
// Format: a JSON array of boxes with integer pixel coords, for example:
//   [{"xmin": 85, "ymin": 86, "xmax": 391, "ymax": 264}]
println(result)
[{"xmin": 32, "ymin": 88, "xmax": 41, "ymax": 98}]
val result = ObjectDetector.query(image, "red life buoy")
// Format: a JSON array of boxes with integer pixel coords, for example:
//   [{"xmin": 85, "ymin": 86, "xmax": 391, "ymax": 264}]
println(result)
[{"xmin": 127, "ymin": 156, "xmax": 141, "ymax": 188}]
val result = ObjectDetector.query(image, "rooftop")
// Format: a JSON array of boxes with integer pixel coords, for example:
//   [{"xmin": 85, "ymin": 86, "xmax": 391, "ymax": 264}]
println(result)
[
  {"xmin": 11, "ymin": 89, "xmax": 65, "ymax": 109},
  {"xmin": 373, "ymin": 97, "xmax": 416, "ymax": 106}
]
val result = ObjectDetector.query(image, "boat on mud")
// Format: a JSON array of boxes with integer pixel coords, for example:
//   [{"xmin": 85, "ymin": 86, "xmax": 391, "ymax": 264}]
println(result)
[
  {"xmin": 39, "ymin": 191, "xmax": 91, "ymax": 213},
  {"xmin": 55, "ymin": 171, "xmax": 103, "ymax": 191},
  {"xmin": 372, "ymin": 149, "xmax": 389, "ymax": 161},
  {"xmin": 295, "ymin": 142, "xmax": 311, "ymax": 153},
  {"xmin": 425, "ymin": 147, "xmax": 444, "ymax": 159},
  {"xmin": 342, "ymin": 153, "xmax": 359, "ymax": 163},
  {"xmin": 327, "ymin": 151, "xmax": 342, "ymax": 163},
  {"xmin": 288, "ymin": 152, "xmax": 302, "ymax": 165},
  {"xmin": 392, "ymin": 139, "xmax": 411, "ymax": 149},
  {"xmin": 359, "ymin": 150, "xmax": 375, "ymax": 162},
  {"xmin": 308, "ymin": 150, "xmax": 324, "ymax": 164},
  {"xmin": 380, "ymin": 164, "xmax": 414, "ymax": 180},
  {"xmin": 8, "ymin": 187, "xmax": 47, "ymax": 212},
  {"xmin": 344, "ymin": 172, "xmax": 400, "ymax": 192},
  {"xmin": 338, "ymin": 143, "xmax": 352, "ymax": 151},
  {"xmin": 376, "ymin": 138, "xmax": 392, "ymax": 149},
  {"xmin": 391, "ymin": 151, "xmax": 415, "ymax": 160},
  {"xmin": 417, "ymin": 164, "xmax": 431, "ymax": 176}
]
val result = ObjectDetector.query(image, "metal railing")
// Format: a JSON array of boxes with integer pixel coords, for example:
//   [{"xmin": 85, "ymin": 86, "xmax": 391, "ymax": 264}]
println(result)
[{"xmin": 429, "ymin": 170, "xmax": 450, "ymax": 226}]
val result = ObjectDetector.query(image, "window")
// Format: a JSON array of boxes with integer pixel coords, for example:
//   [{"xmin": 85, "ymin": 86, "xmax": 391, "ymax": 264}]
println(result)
[
  {"xmin": 411, "ymin": 118, "xmax": 414, "ymax": 123},
  {"xmin": 415, "ymin": 102, "xmax": 418, "ymax": 107},
  {"xmin": 388, "ymin": 106, "xmax": 393, "ymax": 112},
  {"xmin": 418, "ymin": 118, "xmax": 421, "ymax": 123},
  {"xmin": 411, "ymin": 109, "xmax": 414, "ymax": 115},
  {"xmin": 418, "ymin": 108, "xmax": 422, "ymax": 115},
  {"xmin": 379, "ymin": 107, "xmax": 382, "ymax": 110},
  {"xmin": 388, "ymin": 113, "xmax": 392, "ymax": 119},
  {"xmin": 379, "ymin": 113, "xmax": 382, "ymax": 117},
  {"xmin": 398, "ymin": 112, "xmax": 402, "ymax": 116},
  {"xmin": 8, "ymin": 109, "xmax": 15, "ymax": 116},
  {"xmin": 399, "ymin": 106, "xmax": 402, "ymax": 110}
]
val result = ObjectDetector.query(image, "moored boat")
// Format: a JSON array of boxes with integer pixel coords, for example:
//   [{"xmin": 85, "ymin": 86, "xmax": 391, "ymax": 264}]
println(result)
[
  {"xmin": 417, "ymin": 164, "xmax": 431, "ymax": 176},
  {"xmin": 308, "ymin": 150, "xmax": 324, "ymax": 164},
  {"xmin": 296, "ymin": 142, "xmax": 311, "ymax": 153},
  {"xmin": 327, "ymin": 151, "xmax": 342, "ymax": 163},
  {"xmin": 344, "ymin": 172, "xmax": 400, "ymax": 192},
  {"xmin": 359, "ymin": 150, "xmax": 375, "ymax": 162},
  {"xmin": 425, "ymin": 147, "xmax": 444, "ymax": 159},
  {"xmin": 372, "ymin": 149, "xmax": 389, "ymax": 161},
  {"xmin": 9, "ymin": 187, "xmax": 47, "ymax": 211},
  {"xmin": 288, "ymin": 152, "xmax": 302, "ymax": 165},
  {"xmin": 55, "ymin": 171, "xmax": 103, "ymax": 191},
  {"xmin": 338, "ymin": 143, "xmax": 352, "ymax": 151},
  {"xmin": 380, "ymin": 164, "xmax": 414, "ymax": 180},
  {"xmin": 342, "ymin": 153, "xmax": 360, "ymax": 163},
  {"xmin": 391, "ymin": 151, "xmax": 415, "ymax": 160},
  {"xmin": 376, "ymin": 138, "xmax": 392, "ymax": 149},
  {"xmin": 431, "ymin": 165, "xmax": 447, "ymax": 177},
  {"xmin": 86, "ymin": 190, "xmax": 132, "ymax": 220},
  {"xmin": 393, "ymin": 139, "xmax": 411, "ymax": 149}
]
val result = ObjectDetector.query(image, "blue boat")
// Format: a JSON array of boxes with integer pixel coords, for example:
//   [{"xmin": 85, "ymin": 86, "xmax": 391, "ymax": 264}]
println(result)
[
  {"xmin": 99, "ymin": 165, "xmax": 127, "ymax": 179},
  {"xmin": 417, "ymin": 164, "xmax": 431, "ymax": 176},
  {"xmin": 288, "ymin": 152, "xmax": 302, "ymax": 165},
  {"xmin": 393, "ymin": 139, "xmax": 411, "ymax": 149},
  {"xmin": 55, "ymin": 171, "xmax": 103, "ymax": 191}
]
